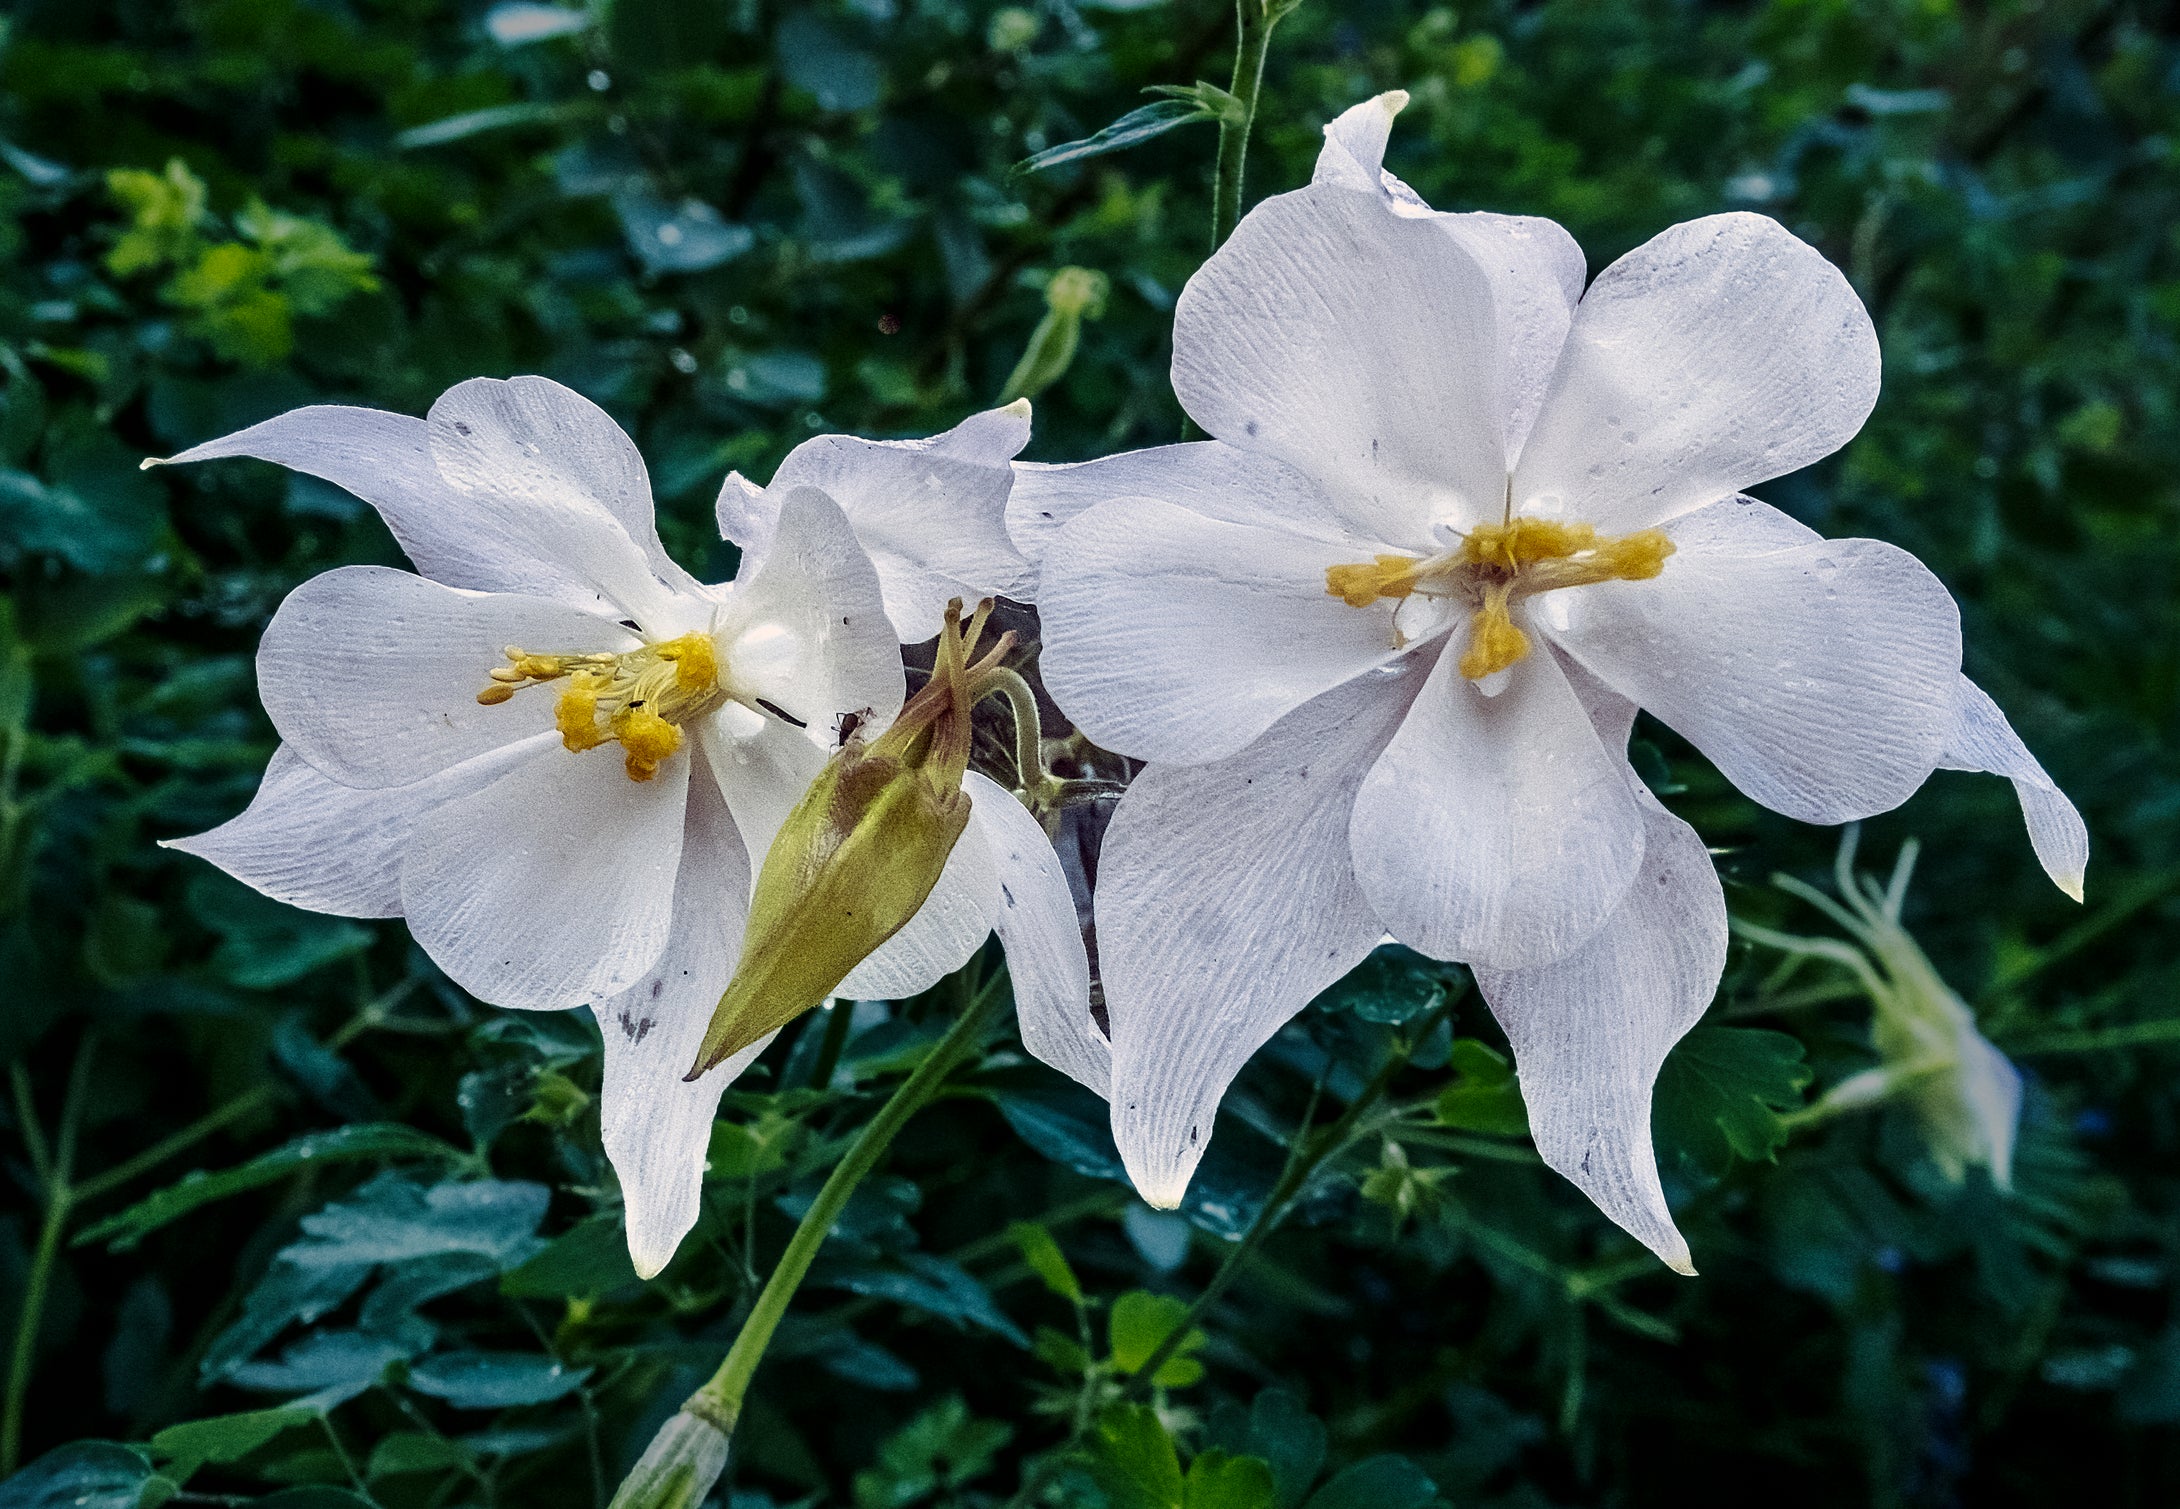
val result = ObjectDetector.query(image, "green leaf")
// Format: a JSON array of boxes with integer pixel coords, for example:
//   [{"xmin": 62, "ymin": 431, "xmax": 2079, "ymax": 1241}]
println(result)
[
  {"xmin": 1301, "ymin": 1456, "xmax": 1436, "ymax": 1509},
  {"xmin": 1202, "ymin": 1391, "xmax": 1325, "ymax": 1509},
  {"xmin": 1084, "ymin": 1404, "xmax": 1183, "ymax": 1509},
  {"xmin": 1019, "ymin": 92, "xmax": 1226, "ymax": 175},
  {"xmin": 851, "ymin": 1396, "xmax": 1013, "ymax": 1509},
  {"xmin": 1184, "ymin": 1451, "xmax": 1279, "ymax": 1509},
  {"xmin": 1653, "ymin": 1026, "xmax": 1813, "ymax": 1178},
  {"xmin": 1310, "ymin": 945, "xmax": 1464, "ymax": 1025},
  {"xmin": 1107, "ymin": 1290, "xmax": 1205, "ymax": 1388},
  {"xmin": 817, "ymin": 1253, "xmax": 1028, "ymax": 1346},
  {"xmin": 366, "ymin": 1432, "xmax": 471, "ymax": 1479},
  {"xmin": 499, "ymin": 1215, "xmax": 641, "ymax": 1299},
  {"xmin": 1007, "ymin": 1220, "xmax": 1083, "ymax": 1304},
  {"xmin": 0, "ymin": 1444, "xmax": 156, "ymax": 1509},
  {"xmin": 1433, "ymin": 1039, "xmax": 1530, "ymax": 1136},
  {"xmin": 281, "ymin": 1173, "xmax": 550, "ymax": 1270},
  {"xmin": 76, "ymin": 1125, "xmax": 465, "ymax": 1251},
  {"xmin": 226, "ymin": 1330, "xmax": 410, "ymax": 1407},
  {"xmin": 185, "ymin": 872, "xmax": 372, "ymax": 988},
  {"xmin": 148, "ymin": 1408, "xmax": 312, "ymax": 1483},
  {"xmin": 406, "ymin": 1352, "xmax": 591, "ymax": 1409}
]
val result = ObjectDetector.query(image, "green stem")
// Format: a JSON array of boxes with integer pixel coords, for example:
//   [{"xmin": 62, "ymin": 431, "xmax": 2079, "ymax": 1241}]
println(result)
[
  {"xmin": 681, "ymin": 969, "xmax": 1009, "ymax": 1435},
  {"xmin": 804, "ymin": 1000, "xmax": 857, "ymax": 1092},
  {"xmin": 72, "ymin": 1083, "xmax": 278, "ymax": 1207},
  {"xmin": 1210, "ymin": 1, "xmax": 1288, "ymax": 252},
  {"xmin": 3, "ymin": 1037, "xmax": 94, "ymax": 1475},
  {"xmin": 2003, "ymin": 1018, "xmax": 2180, "ymax": 1055},
  {"xmin": 975, "ymin": 666, "xmax": 1058, "ymax": 807}
]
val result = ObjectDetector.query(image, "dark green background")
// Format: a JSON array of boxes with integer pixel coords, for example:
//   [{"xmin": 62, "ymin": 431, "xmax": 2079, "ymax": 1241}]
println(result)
[{"xmin": 2, "ymin": 1, "xmax": 2176, "ymax": 1505}]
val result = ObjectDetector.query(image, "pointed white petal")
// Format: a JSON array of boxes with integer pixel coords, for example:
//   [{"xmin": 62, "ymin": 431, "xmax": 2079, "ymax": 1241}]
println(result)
[
  {"xmin": 153, "ymin": 405, "xmax": 618, "ymax": 611},
  {"xmin": 594, "ymin": 760, "xmax": 770, "ymax": 1279},
  {"xmin": 1351, "ymin": 639, "xmax": 1647, "ymax": 970},
  {"xmin": 1312, "ymin": 91, "xmax": 1412, "ymax": 193},
  {"xmin": 1552, "ymin": 522, "xmax": 1962, "ymax": 825},
  {"xmin": 1037, "ymin": 496, "xmax": 1409, "ymax": 764},
  {"xmin": 962, "ymin": 772, "xmax": 1103, "ymax": 1096},
  {"xmin": 426, "ymin": 378, "xmax": 686, "ymax": 626},
  {"xmin": 1949, "ymin": 1030, "xmax": 2024, "ymax": 1190},
  {"xmin": 717, "ymin": 486, "xmax": 904, "ymax": 736},
  {"xmin": 715, "ymin": 471, "xmax": 778, "ymax": 557},
  {"xmin": 1937, "ymin": 677, "xmax": 2088, "ymax": 901},
  {"xmin": 766, "ymin": 405, "xmax": 1035, "ymax": 638},
  {"xmin": 1514, "ymin": 213, "xmax": 1880, "ymax": 531},
  {"xmin": 165, "ymin": 739, "xmax": 550, "ymax": 917},
  {"xmin": 1436, "ymin": 213, "xmax": 1586, "ymax": 464},
  {"xmin": 1007, "ymin": 441, "xmax": 1365, "ymax": 569},
  {"xmin": 400, "ymin": 742, "xmax": 689, "ymax": 1010},
  {"xmin": 1174, "ymin": 183, "xmax": 1506, "ymax": 544},
  {"xmin": 257, "ymin": 565, "xmax": 634, "ymax": 790},
  {"xmin": 1100, "ymin": 666, "xmax": 1422, "ymax": 1207},
  {"xmin": 837, "ymin": 804, "xmax": 1000, "ymax": 1000},
  {"xmin": 1472, "ymin": 795, "xmax": 1725, "ymax": 1275}
]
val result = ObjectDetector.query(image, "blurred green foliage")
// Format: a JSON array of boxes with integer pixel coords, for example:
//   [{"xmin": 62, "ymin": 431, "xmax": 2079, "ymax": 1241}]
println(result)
[{"xmin": 1, "ymin": 0, "xmax": 2178, "ymax": 1505}]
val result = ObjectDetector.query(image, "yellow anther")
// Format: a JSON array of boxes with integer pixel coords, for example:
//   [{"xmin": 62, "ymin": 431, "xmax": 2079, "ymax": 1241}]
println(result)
[
  {"xmin": 1458, "ymin": 586, "xmax": 1531, "ymax": 680},
  {"xmin": 476, "ymin": 683, "xmax": 516, "ymax": 706},
  {"xmin": 1459, "ymin": 517, "xmax": 1597, "ymax": 571},
  {"xmin": 658, "ymin": 632, "xmax": 718, "ymax": 691},
  {"xmin": 481, "ymin": 631, "xmax": 728, "ymax": 780},
  {"xmin": 556, "ymin": 674, "xmax": 611, "ymax": 752},
  {"xmin": 611, "ymin": 705, "xmax": 683, "ymax": 782},
  {"xmin": 1325, "ymin": 554, "xmax": 1422, "ymax": 608}
]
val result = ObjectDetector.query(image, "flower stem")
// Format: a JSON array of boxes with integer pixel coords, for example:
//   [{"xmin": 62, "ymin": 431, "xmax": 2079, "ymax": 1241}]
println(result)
[
  {"xmin": 612, "ymin": 967, "xmax": 1009, "ymax": 1506},
  {"xmin": 975, "ymin": 665, "xmax": 1059, "ymax": 808},
  {"xmin": 3, "ymin": 1038, "xmax": 94, "ymax": 1475},
  {"xmin": 1210, "ymin": 1, "xmax": 1299, "ymax": 252}
]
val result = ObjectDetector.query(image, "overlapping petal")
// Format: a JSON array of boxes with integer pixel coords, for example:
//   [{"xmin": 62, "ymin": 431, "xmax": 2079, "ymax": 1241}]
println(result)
[
  {"xmin": 1099, "ymin": 664, "xmax": 1425, "ymax": 1206},
  {"xmin": 1351, "ymin": 640, "xmax": 1648, "ymax": 970},
  {"xmin": 1172, "ymin": 182, "xmax": 1505, "ymax": 544},
  {"xmin": 1472, "ymin": 793, "xmax": 1725, "ymax": 1275},
  {"xmin": 594, "ymin": 764, "xmax": 770, "ymax": 1279},
  {"xmin": 1513, "ymin": 212, "xmax": 1881, "ymax": 531},
  {"xmin": 401, "ymin": 741, "xmax": 689, "ymax": 1011},
  {"xmin": 1038, "ymin": 496, "xmax": 1408, "ymax": 764},
  {"xmin": 257, "ymin": 565, "xmax": 636, "ymax": 790},
  {"xmin": 1551, "ymin": 518, "xmax": 1962, "ymax": 824},
  {"xmin": 1938, "ymin": 676, "xmax": 2088, "ymax": 901}
]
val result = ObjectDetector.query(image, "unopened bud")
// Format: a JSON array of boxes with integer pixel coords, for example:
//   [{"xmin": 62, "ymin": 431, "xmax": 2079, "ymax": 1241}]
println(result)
[
  {"xmin": 688, "ymin": 600, "xmax": 1014, "ymax": 1078},
  {"xmin": 606, "ymin": 1410, "xmax": 730, "ymax": 1509}
]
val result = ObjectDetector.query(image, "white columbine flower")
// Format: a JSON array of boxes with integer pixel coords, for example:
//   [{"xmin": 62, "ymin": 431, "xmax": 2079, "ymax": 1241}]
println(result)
[
  {"xmin": 161, "ymin": 376, "xmax": 942, "ymax": 1278},
  {"xmin": 1013, "ymin": 92, "xmax": 2085, "ymax": 1272},
  {"xmin": 717, "ymin": 404, "xmax": 1111, "ymax": 1103}
]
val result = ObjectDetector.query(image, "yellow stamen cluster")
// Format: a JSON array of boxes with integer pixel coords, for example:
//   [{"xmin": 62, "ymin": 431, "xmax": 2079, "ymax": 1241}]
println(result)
[
  {"xmin": 1324, "ymin": 515, "xmax": 1674, "ymax": 680},
  {"xmin": 477, "ymin": 632, "xmax": 727, "ymax": 782}
]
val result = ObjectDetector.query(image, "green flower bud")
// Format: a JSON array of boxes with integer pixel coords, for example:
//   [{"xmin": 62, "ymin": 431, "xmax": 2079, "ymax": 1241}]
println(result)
[
  {"xmin": 996, "ymin": 266, "xmax": 1109, "ymax": 405},
  {"xmin": 688, "ymin": 600, "xmax": 1015, "ymax": 1078},
  {"xmin": 605, "ymin": 1409, "xmax": 730, "ymax": 1509}
]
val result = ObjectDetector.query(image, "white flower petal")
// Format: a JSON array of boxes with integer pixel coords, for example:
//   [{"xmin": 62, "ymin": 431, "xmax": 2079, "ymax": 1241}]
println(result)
[
  {"xmin": 1311, "ymin": 92, "xmax": 1585, "ymax": 464},
  {"xmin": 1472, "ymin": 795, "xmax": 1725, "ymax": 1275},
  {"xmin": 715, "ymin": 470, "xmax": 778, "ymax": 557},
  {"xmin": 164, "ymin": 739, "xmax": 552, "ymax": 917},
  {"xmin": 427, "ymin": 377, "xmax": 688, "ymax": 626},
  {"xmin": 1173, "ymin": 182, "xmax": 1506, "ymax": 543},
  {"xmin": 838, "ymin": 803, "xmax": 1000, "ymax": 1000},
  {"xmin": 594, "ymin": 760, "xmax": 771, "ymax": 1279},
  {"xmin": 1038, "ymin": 496, "xmax": 1408, "ymax": 764},
  {"xmin": 1937, "ymin": 677, "xmax": 2088, "ymax": 901},
  {"xmin": 767, "ymin": 404, "xmax": 1035, "ymax": 638},
  {"xmin": 258, "ymin": 565, "xmax": 634, "ymax": 790},
  {"xmin": 697, "ymin": 714, "xmax": 828, "ymax": 871},
  {"xmin": 718, "ymin": 486, "xmax": 904, "ymax": 736},
  {"xmin": 963, "ymin": 772, "xmax": 1103, "ymax": 1096},
  {"xmin": 401, "ymin": 741, "xmax": 689, "ymax": 1010},
  {"xmin": 1100, "ymin": 665, "xmax": 1422, "ymax": 1207},
  {"xmin": 153, "ymin": 405, "xmax": 617, "ymax": 611},
  {"xmin": 1552, "ymin": 526, "xmax": 1962, "ymax": 825},
  {"xmin": 1948, "ymin": 1029, "xmax": 2024, "ymax": 1190},
  {"xmin": 1514, "ymin": 213, "xmax": 1880, "ymax": 531},
  {"xmin": 1007, "ymin": 441, "xmax": 1364, "ymax": 569},
  {"xmin": 1351, "ymin": 639, "xmax": 1647, "ymax": 970}
]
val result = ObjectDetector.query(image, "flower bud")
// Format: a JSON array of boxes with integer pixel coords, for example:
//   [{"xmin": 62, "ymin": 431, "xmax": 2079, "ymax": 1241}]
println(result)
[
  {"xmin": 605, "ymin": 1410, "xmax": 730, "ymax": 1509},
  {"xmin": 688, "ymin": 600, "xmax": 1014, "ymax": 1078}
]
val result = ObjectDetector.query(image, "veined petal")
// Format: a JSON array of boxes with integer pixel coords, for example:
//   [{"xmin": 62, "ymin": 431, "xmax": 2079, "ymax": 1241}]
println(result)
[
  {"xmin": 715, "ymin": 470, "xmax": 778, "ymax": 557},
  {"xmin": 1311, "ymin": 90, "xmax": 1583, "ymax": 463},
  {"xmin": 1101, "ymin": 665, "xmax": 1422, "ymax": 1207},
  {"xmin": 1937, "ymin": 677, "xmax": 2088, "ymax": 901},
  {"xmin": 164, "ymin": 738, "xmax": 551, "ymax": 918},
  {"xmin": 1173, "ymin": 182, "xmax": 1506, "ymax": 544},
  {"xmin": 1352, "ymin": 639, "xmax": 1647, "ymax": 970},
  {"xmin": 1473, "ymin": 795, "xmax": 1725, "ymax": 1275},
  {"xmin": 1514, "ymin": 213, "xmax": 1880, "ymax": 531},
  {"xmin": 1551, "ymin": 522, "xmax": 1962, "ymax": 825},
  {"xmin": 258, "ymin": 565, "xmax": 635, "ymax": 790},
  {"xmin": 427, "ymin": 378, "xmax": 688, "ymax": 626},
  {"xmin": 964, "ymin": 772, "xmax": 1104, "ymax": 1096},
  {"xmin": 697, "ymin": 713, "xmax": 828, "ymax": 874},
  {"xmin": 1008, "ymin": 441, "xmax": 1366, "ymax": 569},
  {"xmin": 837, "ymin": 800, "xmax": 999, "ymax": 1000},
  {"xmin": 718, "ymin": 486, "xmax": 904, "ymax": 736},
  {"xmin": 152, "ymin": 405, "xmax": 625, "ymax": 612},
  {"xmin": 1038, "ymin": 496, "xmax": 1408, "ymax": 765},
  {"xmin": 401, "ymin": 740, "xmax": 689, "ymax": 1010},
  {"xmin": 768, "ymin": 404, "xmax": 1035, "ymax": 637},
  {"xmin": 595, "ymin": 760, "xmax": 769, "ymax": 1279}
]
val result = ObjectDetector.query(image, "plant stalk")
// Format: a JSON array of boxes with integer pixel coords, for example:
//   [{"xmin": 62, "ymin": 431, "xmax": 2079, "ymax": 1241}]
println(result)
[{"xmin": 1210, "ymin": 1, "xmax": 1292, "ymax": 252}]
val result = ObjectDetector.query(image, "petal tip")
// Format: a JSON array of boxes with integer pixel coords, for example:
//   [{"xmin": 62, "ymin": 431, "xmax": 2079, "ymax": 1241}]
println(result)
[
  {"xmin": 629, "ymin": 1245, "xmax": 671, "ymax": 1282},
  {"xmin": 2056, "ymin": 871, "xmax": 2085, "ymax": 904},
  {"xmin": 1376, "ymin": 88, "xmax": 1411, "ymax": 116},
  {"xmin": 1665, "ymin": 1248, "xmax": 1698, "ymax": 1278},
  {"xmin": 1000, "ymin": 397, "xmax": 1032, "ymax": 419},
  {"xmin": 139, "ymin": 456, "xmax": 165, "ymax": 471}
]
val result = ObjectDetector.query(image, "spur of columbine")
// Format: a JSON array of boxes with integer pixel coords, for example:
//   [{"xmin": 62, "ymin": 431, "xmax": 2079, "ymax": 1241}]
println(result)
[
  {"xmin": 159, "ymin": 376, "xmax": 912, "ymax": 1278},
  {"xmin": 1016, "ymin": 91, "xmax": 2085, "ymax": 1272}
]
